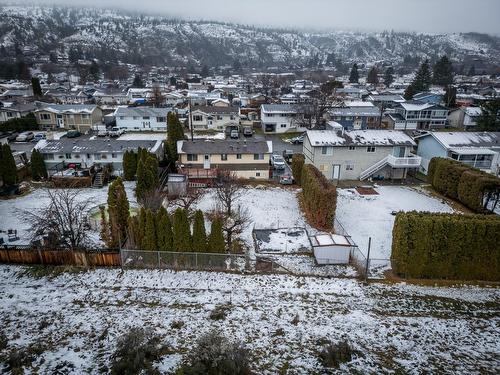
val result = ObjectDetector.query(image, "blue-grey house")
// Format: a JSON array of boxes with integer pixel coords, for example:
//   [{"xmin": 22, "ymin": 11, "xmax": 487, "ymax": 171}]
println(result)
[
  {"xmin": 326, "ymin": 106, "xmax": 381, "ymax": 130},
  {"xmin": 413, "ymin": 92, "xmax": 443, "ymax": 105},
  {"xmin": 415, "ymin": 131, "xmax": 500, "ymax": 176}
]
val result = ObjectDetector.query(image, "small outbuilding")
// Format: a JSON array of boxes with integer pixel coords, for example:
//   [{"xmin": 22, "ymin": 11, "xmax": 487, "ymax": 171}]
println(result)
[
  {"xmin": 167, "ymin": 174, "xmax": 188, "ymax": 197},
  {"xmin": 310, "ymin": 233, "xmax": 353, "ymax": 265}
]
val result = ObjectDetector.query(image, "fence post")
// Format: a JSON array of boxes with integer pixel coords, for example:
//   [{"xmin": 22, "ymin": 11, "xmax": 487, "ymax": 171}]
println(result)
[
  {"xmin": 364, "ymin": 237, "xmax": 371, "ymax": 283},
  {"xmin": 195, "ymin": 253, "xmax": 198, "ymax": 269},
  {"xmin": 157, "ymin": 251, "xmax": 160, "ymax": 268}
]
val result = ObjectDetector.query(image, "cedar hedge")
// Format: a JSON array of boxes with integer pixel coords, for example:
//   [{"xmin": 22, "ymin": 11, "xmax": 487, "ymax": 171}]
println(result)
[
  {"xmin": 301, "ymin": 164, "xmax": 337, "ymax": 230},
  {"xmin": 391, "ymin": 211, "xmax": 500, "ymax": 281},
  {"xmin": 427, "ymin": 157, "xmax": 500, "ymax": 213},
  {"xmin": 0, "ymin": 115, "xmax": 38, "ymax": 132},
  {"xmin": 291, "ymin": 154, "xmax": 305, "ymax": 185}
]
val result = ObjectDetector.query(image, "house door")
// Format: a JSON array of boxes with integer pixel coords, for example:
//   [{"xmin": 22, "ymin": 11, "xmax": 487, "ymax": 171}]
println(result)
[
  {"xmin": 332, "ymin": 164, "xmax": 341, "ymax": 181},
  {"xmin": 56, "ymin": 114, "xmax": 64, "ymax": 128},
  {"xmin": 393, "ymin": 146, "xmax": 405, "ymax": 157},
  {"xmin": 203, "ymin": 155, "xmax": 210, "ymax": 169}
]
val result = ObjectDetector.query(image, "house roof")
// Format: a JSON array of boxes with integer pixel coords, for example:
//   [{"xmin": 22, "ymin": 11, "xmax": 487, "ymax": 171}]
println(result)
[
  {"xmin": 35, "ymin": 139, "xmax": 162, "ymax": 154},
  {"xmin": 34, "ymin": 101, "xmax": 98, "ymax": 114},
  {"xmin": 416, "ymin": 132, "xmax": 500, "ymax": 150},
  {"xmin": 177, "ymin": 139, "xmax": 272, "ymax": 155},
  {"xmin": 306, "ymin": 130, "xmax": 416, "ymax": 147},
  {"xmin": 328, "ymin": 106, "xmax": 381, "ymax": 117},
  {"xmin": 261, "ymin": 104, "xmax": 297, "ymax": 113},
  {"xmin": 191, "ymin": 105, "xmax": 238, "ymax": 115},
  {"xmin": 398, "ymin": 101, "xmax": 447, "ymax": 111},
  {"xmin": 0, "ymin": 102, "xmax": 36, "ymax": 112},
  {"xmin": 367, "ymin": 94, "xmax": 405, "ymax": 102},
  {"xmin": 114, "ymin": 106, "xmax": 172, "ymax": 117}
]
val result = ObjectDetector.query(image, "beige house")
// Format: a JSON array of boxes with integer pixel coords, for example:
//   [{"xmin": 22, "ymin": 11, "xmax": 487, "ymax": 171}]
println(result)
[
  {"xmin": 177, "ymin": 139, "xmax": 272, "ymax": 180},
  {"xmin": 34, "ymin": 102, "xmax": 103, "ymax": 132}
]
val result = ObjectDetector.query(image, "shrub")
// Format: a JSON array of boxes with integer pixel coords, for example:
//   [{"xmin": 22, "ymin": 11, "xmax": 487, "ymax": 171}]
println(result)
[
  {"xmin": 301, "ymin": 164, "xmax": 337, "ymax": 230},
  {"xmin": 391, "ymin": 212, "xmax": 500, "ymax": 281},
  {"xmin": 318, "ymin": 340, "xmax": 354, "ymax": 368},
  {"xmin": 291, "ymin": 154, "xmax": 305, "ymax": 185},
  {"xmin": 0, "ymin": 115, "xmax": 38, "ymax": 132},
  {"xmin": 177, "ymin": 331, "xmax": 252, "ymax": 375},
  {"xmin": 427, "ymin": 157, "xmax": 500, "ymax": 213},
  {"xmin": 209, "ymin": 303, "xmax": 232, "ymax": 320},
  {"xmin": 110, "ymin": 327, "xmax": 166, "ymax": 375}
]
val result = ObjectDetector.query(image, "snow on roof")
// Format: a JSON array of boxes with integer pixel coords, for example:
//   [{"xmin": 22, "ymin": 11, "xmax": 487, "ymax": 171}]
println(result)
[
  {"xmin": 449, "ymin": 147, "xmax": 497, "ymax": 155},
  {"xmin": 423, "ymin": 132, "xmax": 500, "ymax": 149},
  {"xmin": 114, "ymin": 106, "xmax": 172, "ymax": 118},
  {"xmin": 312, "ymin": 233, "xmax": 351, "ymax": 247},
  {"xmin": 341, "ymin": 100, "xmax": 374, "ymax": 107},
  {"xmin": 399, "ymin": 101, "xmax": 435, "ymax": 111},
  {"xmin": 261, "ymin": 104, "xmax": 298, "ymax": 113},
  {"xmin": 328, "ymin": 106, "xmax": 381, "ymax": 117},
  {"xmin": 464, "ymin": 107, "xmax": 482, "ymax": 117},
  {"xmin": 307, "ymin": 130, "xmax": 416, "ymax": 147}
]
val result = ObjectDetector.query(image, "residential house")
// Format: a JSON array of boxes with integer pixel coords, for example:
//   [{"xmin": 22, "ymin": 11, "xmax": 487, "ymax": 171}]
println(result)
[
  {"xmin": 447, "ymin": 107, "xmax": 482, "ymax": 129},
  {"xmin": 35, "ymin": 138, "xmax": 164, "ymax": 175},
  {"xmin": 303, "ymin": 129, "xmax": 421, "ymax": 181},
  {"xmin": 34, "ymin": 102, "xmax": 103, "ymax": 132},
  {"xmin": 114, "ymin": 106, "xmax": 171, "ymax": 131},
  {"xmin": 92, "ymin": 90, "xmax": 129, "ymax": 105},
  {"xmin": 412, "ymin": 92, "xmax": 443, "ymax": 105},
  {"xmin": 190, "ymin": 106, "xmax": 239, "ymax": 130},
  {"xmin": 164, "ymin": 92, "xmax": 185, "ymax": 107},
  {"xmin": 177, "ymin": 139, "xmax": 272, "ymax": 180},
  {"xmin": 45, "ymin": 89, "xmax": 88, "ymax": 104},
  {"xmin": 366, "ymin": 93, "xmax": 405, "ymax": 109},
  {"xmin": 326, "ymin": 105, "xmax": 381, "ymax": 130},
  {"xmin": 0, "ymin": 102, "xmax": 36, "ymax": 123},
  {"xmin": 126, "ymin": 88, "xmax": 151, "ymax": 104},
  {"xmin": 394, "ymin": 101, "xmax": 448, "ymax": 130},
  {"xmin": 261, "ymin": 104, "xmax": 308, "ymax": 133},
  {"xmin": 415, "ymin": 131, "xmax": 500, "ymax": 176}
]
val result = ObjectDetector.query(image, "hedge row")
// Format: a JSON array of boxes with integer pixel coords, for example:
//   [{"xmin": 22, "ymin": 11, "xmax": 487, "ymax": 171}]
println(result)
[
  {"xmin": 428, "ymin": 157, "xmax": 500, "ymax": 213},
  {"xmin": 301, "ymin": 164, "xmax": 337, "ymax": 230},
  {"xmin": 291, "ymin": 154, "xmax": 305, "ymax": 185},
  {"xmin": 0, "ymin": 115, "xmax": 38, "ymax": 132},
  {"xmin": 391, "ymin": 211, "xmax": 500, "ymax": 281}
]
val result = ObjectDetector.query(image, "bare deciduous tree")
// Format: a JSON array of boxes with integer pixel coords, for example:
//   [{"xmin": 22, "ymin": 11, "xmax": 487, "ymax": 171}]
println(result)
[
  {"xmin": 18, "ymin": 188, "xmax": 93, "ymax": 249},
  {"xmin": 167, "ymin": 186, "xmax": 206, "ymax": 217}
]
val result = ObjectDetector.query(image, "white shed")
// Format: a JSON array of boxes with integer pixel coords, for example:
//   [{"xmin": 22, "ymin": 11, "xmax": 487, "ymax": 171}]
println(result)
[{"xmin": 310, "ymin": 233, "xmax": 352, "ymax": 265}]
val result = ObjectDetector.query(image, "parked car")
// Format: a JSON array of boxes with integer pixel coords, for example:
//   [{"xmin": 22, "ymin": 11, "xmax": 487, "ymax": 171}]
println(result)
[
  {"xmin": 32, "ymin": 133, "xmax": 46, "ymax": 142},
  {"xmin": 6, "ymin": 132, "xmax": 19, "ymax": 142},
  {"xmin": 279, "ymin": 174, "xmax": 294, "ymax": 185},
  {"xmin": 15, "ymin": 131, "xmax": 34, "ymax": 142},
  {"xmin": 97, "ymin": 129, "xmax": 109, "ymax": 137},
  {"xmin": 230, "ymin": 129, "xmax": 239, "ymax": 139},
  {"xmin": 109, "ymin": 127, "xmax": 124, "ymax": 137},
  {"xmin": 271, "ymin": 154, "xmax": 286, "ymax": 169},
  {"xmin": 282, "ymin": 149, "xmax": 294, "ymax": 162},
  {"xmin": 243, "ymin": 126, "xmax": 253, "ymax": 137},
  {"xmin": 290, "ymin": 134, "xmax": 304, "ymax": 144},
  {"xmin": 66, "ymin": 130, "xmax": 81, "ymax": 138}
]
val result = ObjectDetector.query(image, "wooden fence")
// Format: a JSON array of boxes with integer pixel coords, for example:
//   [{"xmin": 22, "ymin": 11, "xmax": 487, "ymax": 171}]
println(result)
[{"xmin": 0, "ymin": 246, "xmax": 120, "ymax": 267}]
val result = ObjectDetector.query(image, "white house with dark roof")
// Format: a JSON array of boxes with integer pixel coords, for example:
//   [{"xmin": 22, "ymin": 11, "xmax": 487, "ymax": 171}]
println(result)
[
  {"xmin": 261, "ymin": 104, "xmax": 308, "ymax": 133},
  {"xmin": 303, "ymin": 130, "xmax": 421, "ymax": 181},
  {"xmin": 415, "ymin": 131, "xmax": 500, "ymax": 176},
  {"xmin": 114, "ymin": 106, "xmax": 172, "ymax": 131},
  {"xmin": 447, "ymin": 107, "xmax": 482, "ymax": 129},
  {"xmin": 0, "ymin": 102, "xmax": 36, "ymax": 123},
  {"xmin": 190, "ymin": 105, "xmax": 239, "ymax": 130}
]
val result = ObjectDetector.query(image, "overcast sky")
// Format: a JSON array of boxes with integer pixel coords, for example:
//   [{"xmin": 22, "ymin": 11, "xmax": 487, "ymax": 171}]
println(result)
[{"xmin": 15, "ymin": 0, "xmax": 500, "ymax": 34}]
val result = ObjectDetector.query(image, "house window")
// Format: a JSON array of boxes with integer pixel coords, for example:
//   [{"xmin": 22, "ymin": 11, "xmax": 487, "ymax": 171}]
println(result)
[
  {"xmin": 58, "ymin": 155, "xmax": 64, "ymax": 159},
  {"xmin": 112, "ymin": 153, "xmax": 117, "ymax": 158},
  {"xmin": 221, "ymin": 154, "xmax": 228, "ymax": 161},
  {"xmin": 348, "ymin": 146, "xmax": 356, "ymax": 151},
  {"xmin": 143, "ymin": 116, "xmax": 150, "ymax": 120},
  {"xmin": 81, "ymin": 114, "xmax": 90, "ymax": 119},
  {"xmin": 133, "ymin": 116, "xmax": 139, "ymax": 120},
  {"xmin": 367, "ymin": 147, "xmax": 376, "ymax": 153},
  {"xmin": 6, "ymin": 112, "xmax": 13, "ymax": 117},
  {"xmin": 94, "ymin": 154, "xmax": 101, "ymax": 160},
  {"xmin": 40, "ymin": 113, "xmax": 51, "ymax": 120},
  {"xmin": 74, "ymin": 154, "xmax": 80, "ymax": 159},
  {"xmin": 217, "ymin": 115, "xmax": 223, "ymax": 120},
  {"xmin": 230, "ymin": 115, "xmax": 235, "ymax": 120},
  {"xmin": 321, "ymin": 146, "xmax": 333, "ymax": 155},
  {"xmin": 156, "ymin": 117, "xmax": 166, "ymax": 122},
  {"xmin": 86, "ymin": 154, "xmax": 91, "ymax": 159},
  {"xmin": 193, "ymin": 115, "xmax": 203, "ymax": 122},
  {"xmin": 346, "ymin": 164, "xmax": 354, "ymax": 170},
  {"xmin": 236, "ymin": 154, "xmax": 242, "ymax": 159},
  {"xmin": 254, "ymin": 154, "xmax": 264, "ymax": 160},
  {"xmin": 102, "ymin": 154, "xmax": 108, "ymax": 159},
  {"xmin": 187, "ymin": 154, "xmax": 198, "ymax": 162},
  {"xmin": 280, "ymin": 124, "xmax": 287, "ymax": 128},
  {"xmin": 256, "ymin": 172, "xmax": 261, "ymax": 177},
  {"xmin": 43, "ymin": 154, "xmax": 54, "ymax": 160},
  {"xmin": 65, "ymin": 153, "xmax": 71, "ymax": 159}
]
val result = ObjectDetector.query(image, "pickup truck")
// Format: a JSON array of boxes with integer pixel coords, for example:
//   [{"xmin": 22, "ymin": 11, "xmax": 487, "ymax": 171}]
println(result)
[{"xmin": 109, "ymin": 127, "xmax": 124, "ymax": 137}]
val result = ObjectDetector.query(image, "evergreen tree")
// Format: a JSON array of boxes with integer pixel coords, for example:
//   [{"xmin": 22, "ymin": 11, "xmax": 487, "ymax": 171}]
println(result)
[
  {"xmin": 156, "ymin": 206, "xmax": 173, "ymax": 251},
  {"xmin": 122, "ymin": 150, "xmax": 137, "ymax": 181},
  {"xmin": 132, "ymin": 74, "xmax": 144, "ymax": 88},
  {"xmin": 166, "ymin": 112, "xmax": 185, "ymax": 162},
  {"xmin": 1, "ymin": 144, "xmax": 17, "ymax": 186},
  {"xmin": 476, "ymin": 99, "xmax": 500, "ymax": 131},
  {"xmin": 31, "ymin": 76, "xmax": 42, "ymax": 97},
  {"xmin": 467, "ymin": 65, "xmax": 476, "ymax": 76},
  {"xmin": 99, "ymin": 205, "xmax": 110, "ymax": 245},
  {"xmin": 89, "ymin": 60, "xmax": 100, "ymax": 82},
  {"xmin": 137, "ymin": 207, "xmax": 147, "ymax": 249},
  {"xmin": 107, "ymin": 177, "xmax": 130, "ymax": 248},
  {"xmin": 143, "ymin": 209, "xmax": 157, "ymax": 251},
  {"xmin": 30, "ymin": 149, "xmax": 47, "ymax": 181},
  {"xmin": 192, "ymin": 210, "xmax": 207, "ymax": 252},
  {"xmin": 384, "ymin": 67, "xmax": 394, "ymax": 87},
  {"xmin": 403, "ymin": 84, "xmax": 416, "ymax": 101},
  {"xmin": 367, "ymin": 67, "xmax": 379, "ymax": 84},
  {"xmin": 207, "ymin": 217, "xmax": 225, "ymax": 253},
  {"xmin": 349, "ymin": 63, "xmax": 359, "ymax": 83},
  {"xmin": 404, "ymin": 60, "xmax": 432, "ymax": 100},
  {"xmin": 127, "ymin": 215, "xmax": 140, "ymax": 249},
  {"xmin": 443, "ymin": 85, "xmax": 457, "ymax": 108},
  {"xmin": 172, "ymin": 208, "xmax": 192, "ymax": 252},
  {"xmin": 135, "ymin": 150, "xmax": 159, "ymax": 202},
  {"xmin": 433, "ymin": 55, "xmax": 454, "ymax": 86},
  {"xmin": 200, "ymin": 65, "xmax": 209, "ymax": 77}
]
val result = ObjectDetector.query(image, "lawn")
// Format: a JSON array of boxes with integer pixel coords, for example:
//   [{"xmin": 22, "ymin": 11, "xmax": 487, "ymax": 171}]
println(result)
[{"xmin": 0, "ymin": 265, "xmax": 497, "ymax": 374}]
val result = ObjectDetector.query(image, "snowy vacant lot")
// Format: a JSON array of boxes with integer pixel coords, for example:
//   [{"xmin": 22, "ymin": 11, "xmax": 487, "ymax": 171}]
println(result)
[
  {"xmin": 0, "ymin": 182, "xmax": 137, "ymax": 245},
  {"xmin": 336, "ymin": 186, "xmax": 455, "ymax": 259},
  {"xmin": 0, "ymin": 266, "xmax": 498, "ymax": 374}
]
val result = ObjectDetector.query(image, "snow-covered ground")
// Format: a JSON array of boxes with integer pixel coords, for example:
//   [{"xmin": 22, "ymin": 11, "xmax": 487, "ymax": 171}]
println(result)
[
  {"xmin": 0, "ymin": 266, "xmax": 498, "ymax": 374},
  {"xmin": 336, "ymin": 186, "xmax": 455, "ymax": 260},
  {"xmin": 0, "ymin": 182, "xmax": 137, "ymax": 245}
]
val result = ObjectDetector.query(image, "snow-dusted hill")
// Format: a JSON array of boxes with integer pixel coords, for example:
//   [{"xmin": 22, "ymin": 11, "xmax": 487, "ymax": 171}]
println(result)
[{"xmin": 1, "ymin": 4, "xmax": 499, "ymax": 70}]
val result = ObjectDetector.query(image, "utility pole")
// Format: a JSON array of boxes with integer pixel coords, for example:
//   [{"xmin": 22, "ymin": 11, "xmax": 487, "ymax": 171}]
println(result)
[
  {"xmin": 364, "ymin": 237, "xmax": 371, "ymax": 283},
  {"xmin": 188, "ymin": 97, "xmax": 194, "ymax": 141}
]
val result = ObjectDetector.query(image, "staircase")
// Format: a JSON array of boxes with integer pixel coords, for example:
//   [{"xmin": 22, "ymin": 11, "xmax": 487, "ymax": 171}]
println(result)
[
  {"xmin": 359, "ymin": 156, "xmax": 389, "ymax": 181},
  {"xmin": 93, "ymin": 172, "xmax": 104, "ymax": 188}
]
